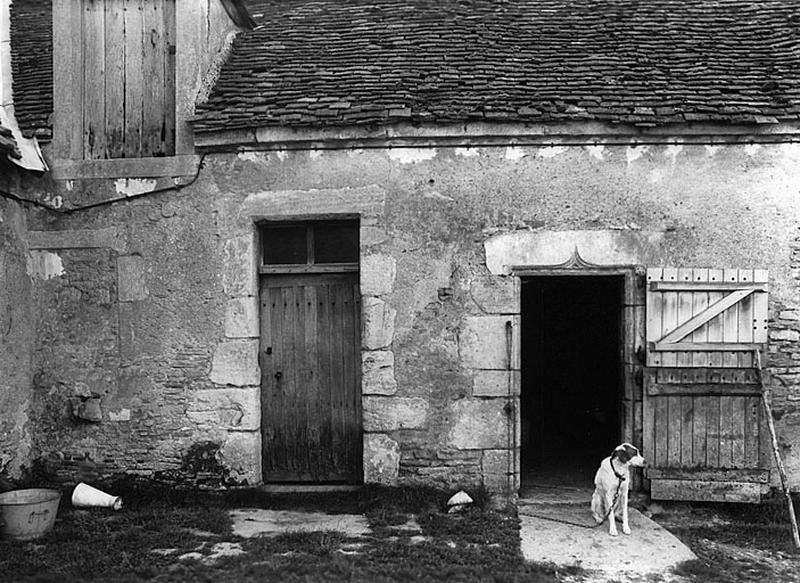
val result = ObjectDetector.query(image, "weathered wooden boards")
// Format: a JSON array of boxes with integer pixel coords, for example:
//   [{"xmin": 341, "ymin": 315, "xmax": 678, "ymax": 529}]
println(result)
[
  {"xmin": 644, "ymin": 268, "xmax": 769, "ymax": 502},
  {"xmin": 260, "ymin": 273, "xmax": 362, "ymax": 483},
  {"xmin": 68, "ymin": 0, "xmax": 176, "ymax": 159}
]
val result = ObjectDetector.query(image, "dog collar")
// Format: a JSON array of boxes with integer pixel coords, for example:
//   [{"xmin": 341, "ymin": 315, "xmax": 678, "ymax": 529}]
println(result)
[{"xmin": 610, "ymin": 454, "xmax": 626, "ymax": 481}]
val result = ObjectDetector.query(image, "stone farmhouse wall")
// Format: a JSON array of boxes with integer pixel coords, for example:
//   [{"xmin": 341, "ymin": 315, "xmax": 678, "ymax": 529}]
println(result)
[{"xmin": 8, "ymin": 140, "xmax": 800, "ymax": 493}]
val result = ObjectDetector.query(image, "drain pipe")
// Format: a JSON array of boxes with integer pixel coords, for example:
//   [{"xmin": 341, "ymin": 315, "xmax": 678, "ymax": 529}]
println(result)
[{"xmin": 505, "ymin": 320, "xmax": 517, "ymax": 500}]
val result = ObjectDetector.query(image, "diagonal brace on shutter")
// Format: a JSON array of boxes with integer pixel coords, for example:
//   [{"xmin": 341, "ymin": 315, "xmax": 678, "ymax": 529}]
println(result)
[{"xmin": 652, "ymin": 288, "xmax": 756, "ymax": 351}]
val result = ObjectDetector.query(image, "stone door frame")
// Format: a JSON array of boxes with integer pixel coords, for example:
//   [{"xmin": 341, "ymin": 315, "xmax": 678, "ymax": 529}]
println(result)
[{"xmin": 511, "ymin": 259, "xmax": 647, "ymax": 488}]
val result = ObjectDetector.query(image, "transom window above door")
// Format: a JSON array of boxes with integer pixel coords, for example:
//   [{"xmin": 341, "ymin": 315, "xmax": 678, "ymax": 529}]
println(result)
[{"xmin": 259, "ymin": 220, "xmax": 359, "ymax": 274}]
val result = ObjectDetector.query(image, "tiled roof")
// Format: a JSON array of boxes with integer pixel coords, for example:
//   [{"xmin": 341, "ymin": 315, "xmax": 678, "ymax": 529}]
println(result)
[
  {"xmin": 0, "ymin": 122, "xmax": 20, "ymax": 160},
  {"xmin": 9, "ymin": 0, "xmax": 53, "ymax": 141},
  {"xmin": 193, "ymin": 0, "xmax": 800, "ymax": 132}
]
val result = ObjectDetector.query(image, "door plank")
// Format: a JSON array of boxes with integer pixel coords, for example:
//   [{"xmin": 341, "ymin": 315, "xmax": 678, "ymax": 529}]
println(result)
[
  {"xmin": 342, "ymin": 281, "xmax": 358, "ymax": 476},
  {"xmin": 721, "ymin": 268, "xmax": 740, "ymax": 368},
  {"xmin": 142, "ymin": 0, "xmax": 166, "ymax": 156},
  {"xmin": 731, "ymin": 396, "xmax": 746, "ymax": 468},
  {"xmin": 681, "ymin": 395, "xmax": 694, "ymax": 466},
  {"xmin": 162, "ymin": 0, "xmax": 176, "ymax": 154},
  {"xmin": 691, "ymin": 268, "xmax": 709, "ymax": 368},
  {"xmin": 317, "ymin": 284, "xmax": 333, "ymax": 474},
  {"xmin": 706, "ymin": 269, "xmax": 724, "ymax": 368},
  {"xmin": 83, "ymin": 0, "xmax": 107, "ymax": 159},
  {"xmin": 736, "ymin": 269, "xmax": 754, "ymax": 368},
  {"xmin": 643, "ymin": 373, "xmax": 656, "ymax": 465},
  {"xmin": 646, "ymin": 268, "xmax": 664, "ymax": 367},
  {"xmin": 271, "ymin": 286, "xmax": 286, "ymax": 473},
  {"xmin": 104, "ymin": 0, "xmax": 125, "ymax": 158},
  {"xmin": 692, "ymin": 396, "xmax": 708, "ymax": 467},
  {"xmin": 329, "ymin": 283, "xmax": 345, "ymax": 475},
  {"xmin": 719, "ymin": 396, "xmax": 734, "ymax": 468},
  {"xmin": 260, "ymin": 285, "xmax": 274, "ymax": 473},
  {"xmin": 304, "ymin": 285, "xmax": 320, "ymax": 480},
  {"xmin": 661, "ymin": 268, "xmax": 679, "ymax": 367},
  {"xmin": 676, "ymin": 268, "xmax": 694, "ymax": 368},
  {"xmin": 707, "ymin": 396, "xmax": 721, "ymax": 468},
  {"xmin": 744, "ymin": 396, "xmax": 760, "ymax": 468},
  {"xmin": 753, "ymin": 270, "xmax": 769, "ymax": 345},
  {"xmin": 667, "ymin": 395, "xmax": 682, "ymax": 467},
  {"xmin": 123, "ymin": 0, "xmax": 143, "ymax": 157},
  {"xmin": 654, "ymin": 396, "xmax": 669, "ymax": 467}
]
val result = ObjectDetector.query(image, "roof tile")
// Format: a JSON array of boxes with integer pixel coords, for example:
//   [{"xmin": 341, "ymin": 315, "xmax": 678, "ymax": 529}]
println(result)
[{"xmin": 194, "ymin": 0, "xmax": 800, "ymax": 131}]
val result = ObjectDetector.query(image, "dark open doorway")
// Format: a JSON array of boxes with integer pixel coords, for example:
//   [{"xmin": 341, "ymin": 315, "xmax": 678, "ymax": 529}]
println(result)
[{"xmin": 520, "ymin": 275, "xmax": 623, "ymax": 489}]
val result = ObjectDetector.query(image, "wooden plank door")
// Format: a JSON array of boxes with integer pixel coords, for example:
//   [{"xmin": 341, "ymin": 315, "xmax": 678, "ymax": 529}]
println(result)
[
  {"xmin": 260, "ymin": 273, "xmax": 362, "ymax": 483},
  {"xmin": 643, "ymin": 267, "xmax": 770, "ymax": 502}
]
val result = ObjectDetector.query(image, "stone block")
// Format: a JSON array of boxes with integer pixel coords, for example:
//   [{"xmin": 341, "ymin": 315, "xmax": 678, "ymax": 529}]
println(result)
[
  {"xmin": 242, "ymin": 185, "xmax": 386, "ymax": 219},
  {"xmin": 363, "ymin": 397, "xmax": 428, "ymax": 431},
  {"xmin": 362, "ymin": 350, "xmax": 397, "ymax": 395},
  {"xmin": 210, "ymin": 340, "xmax": 260, "ymax": 386},
  {"xmin": 470, "ymin": 277, "xmax": 520, "ymax": 314},
  {"xmin": 771, "ymin": 329, "xmax": 800, "ymax": 342},
  {"xmin": 188, "ymin": 387, "xmax": 260, "ymax": 430},
  {"xmin": 222, "ymin": 236, "xmax": 257, "ymax": 297},
  {"xmin": 29, "ymin": 227, "xmax": 125, "ymax": 252},
  {"xmin": 483, "ymin": 471, "xmax": 519, "ymax": 494},
  {"xmin": 361, "ymin": 254, "xmax": 396, "ymax": 296},
  {"xmin": 364, "ymin": 433, "xmax": 400, "ymax": 485},
  {"xmin": 447, "ymin": 399, "xmax": 509, "ymax": 450},
  {"xmin": 362, "ymin": 297, "xmax": 396, "ymax": 350},
  {"xmin": 473, "ymin": 370, "xmax": 520, "ymax": 397},
  {"xmin": 459, "ymin": 316, "xmax": 520, "ymax": 370},
  {"xmin": 220, "ymin": 431, "xmax": 261, "ymax": 485},
  {"xmin": 361, "ymin": 226, "xmax": 388, "ymax": 247},
  {"xmin": 225, "ymin": 297, "xmax": 260, "ymax": 338},
  {"xmin": 482, "ymin": 449, "xmax": 512, "ymax": 475},
  {"xmin": 118, "ymin": 255, "xmax": 148, "ymax": 301},
  {"xmin": 779, "ymin": 310, "xmax": 800, "ymax": 321}
]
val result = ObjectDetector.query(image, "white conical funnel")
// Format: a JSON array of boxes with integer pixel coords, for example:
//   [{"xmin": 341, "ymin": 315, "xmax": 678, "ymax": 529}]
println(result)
[{"xmin": 71, "ymin": 482, "xmax": 123, "ymax": 510}]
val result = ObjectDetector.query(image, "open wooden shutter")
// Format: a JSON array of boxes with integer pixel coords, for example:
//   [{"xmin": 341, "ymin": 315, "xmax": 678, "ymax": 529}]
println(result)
[{"xmin": 643, "ymin": 268, "xmax": 770, "ymax": 502}]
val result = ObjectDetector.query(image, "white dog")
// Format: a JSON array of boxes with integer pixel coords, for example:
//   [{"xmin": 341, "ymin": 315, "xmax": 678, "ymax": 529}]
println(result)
[{"xmin": 591, "ymin": 443, "xmax": 645, "ymax": 536}]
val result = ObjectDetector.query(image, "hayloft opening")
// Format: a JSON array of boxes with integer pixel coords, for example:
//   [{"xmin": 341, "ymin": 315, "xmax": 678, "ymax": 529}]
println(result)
[{"xmin": 520, "ymin": 275, "xmax": 623, "ymax": 488}]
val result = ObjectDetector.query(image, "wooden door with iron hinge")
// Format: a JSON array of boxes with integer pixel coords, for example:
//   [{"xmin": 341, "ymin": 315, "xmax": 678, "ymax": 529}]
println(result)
[
  {"xmin": 260, "ymin": 273, "xmax": 362, "ymax": 483},
  {"xmin": 643, "ymin": 268, "xmax": 770, "ymax": 502}
]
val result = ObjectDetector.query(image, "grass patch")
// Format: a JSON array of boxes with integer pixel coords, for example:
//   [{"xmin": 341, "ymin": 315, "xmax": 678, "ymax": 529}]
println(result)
[{"xmin": 0, "ymin": 481, "xmax": 577, "ymax": 582}]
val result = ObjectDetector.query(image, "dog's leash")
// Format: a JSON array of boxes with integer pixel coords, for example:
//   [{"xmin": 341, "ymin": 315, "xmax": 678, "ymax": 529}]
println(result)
[{"xmin": 521, "ymin": 478, "xmax": 624, "ymax": 530}]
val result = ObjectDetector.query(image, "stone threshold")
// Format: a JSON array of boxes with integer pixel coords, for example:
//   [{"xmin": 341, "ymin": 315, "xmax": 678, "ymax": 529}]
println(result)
[{"xmin": 256, "ymin": 484, "xmax": 362, "ymax": 493}]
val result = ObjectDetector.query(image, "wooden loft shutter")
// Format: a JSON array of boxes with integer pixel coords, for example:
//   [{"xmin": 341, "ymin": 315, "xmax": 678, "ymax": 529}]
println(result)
[
  {"xmin": 643, "ymin": 267, "xmax": 770, "ymax": 503},
  {"xmin": 646, "ymin": 267, "xmax": 768, "ymax": 369},
  {"xmin": 55, "ymin": 0, "xmax": 176, "ymax": 160}
]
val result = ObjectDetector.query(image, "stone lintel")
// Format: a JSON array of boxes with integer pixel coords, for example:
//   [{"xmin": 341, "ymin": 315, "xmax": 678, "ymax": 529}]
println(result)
[
  {"xmin": 242, "ymin": 185, "xmax": 386, "ymax": 220},
  {"xmin": 29, "ymin": 227, "xmax": 125, "ymax": 252}
]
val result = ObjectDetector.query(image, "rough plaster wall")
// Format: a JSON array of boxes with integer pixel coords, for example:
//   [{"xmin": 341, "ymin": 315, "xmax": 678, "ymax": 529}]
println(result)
[
  {"xmin": 0, "ymin": 195, "xmax": 33, "ymax": 476},
  {"xmin": 22, "ymin": 140, "xmax": 800, "ymax": 490}
]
